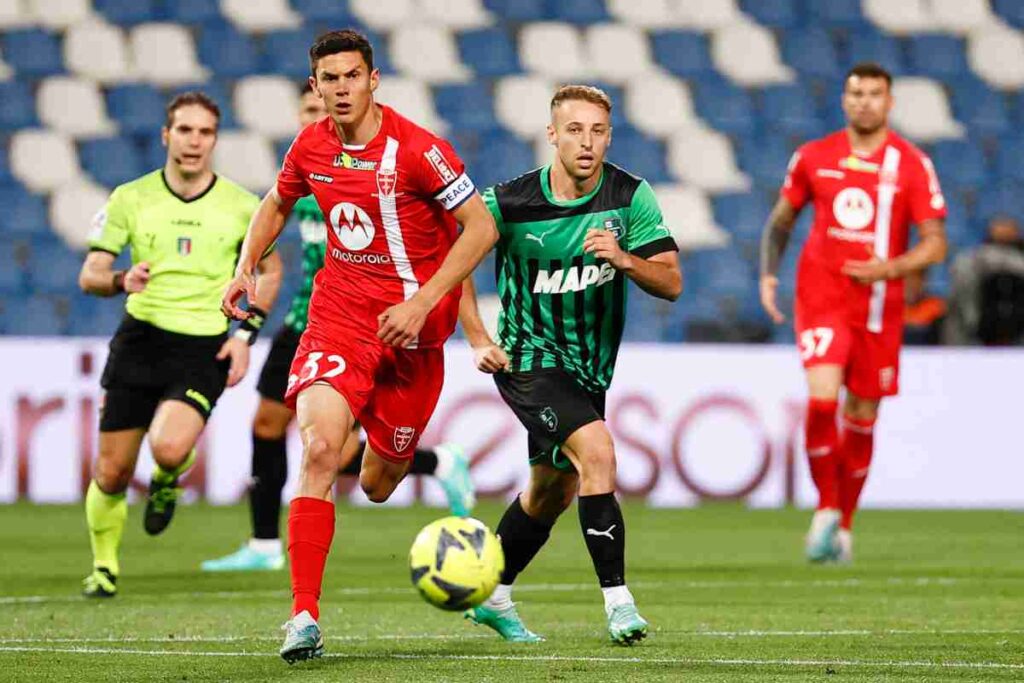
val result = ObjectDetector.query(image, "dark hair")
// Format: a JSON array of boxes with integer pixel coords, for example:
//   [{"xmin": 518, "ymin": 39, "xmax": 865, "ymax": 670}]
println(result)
[
  {"xmin": 845, "ymin": 62, "xmax": 893, "ymax": 89},
  {"xmin": 550, "ymin": 84, "xmax": 613, "ymax": 113},
  {"xmin": 309, "ymin": 29, "xmax": 374, "ymax": 77},
  {"xmin": 300, "ymin": 81, "xmax": 314, "ymax": 96},
  {"xmin": 165, "ymin": 91, "xmax": 220, "ymax": 129}
]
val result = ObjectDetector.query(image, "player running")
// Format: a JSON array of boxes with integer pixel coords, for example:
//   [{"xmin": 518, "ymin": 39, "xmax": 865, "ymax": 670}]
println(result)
[
  {"xmin": 220, "ymin": 30, "xmax": 497, "ymax": 663},
  {"xmin": 758, "ymin": 63, "xmax": 948, "ymax": 563},
  {"xmin": 78, "ymin": 92, "xmax": 283, "ymax": 598},
  {"xmin": 201, "ymin": 84, "xmax": 475, "ymax": 574},
  {"xmin": 460, "ymin": 85, "xmax": 682, "ymax": 645}
]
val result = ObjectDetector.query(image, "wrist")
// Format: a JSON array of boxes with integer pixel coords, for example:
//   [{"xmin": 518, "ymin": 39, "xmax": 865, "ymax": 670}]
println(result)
[
  {"xmin": 616, "ymin": 253, "xmax": 636, "ymax": 272},
  {"xmin": 886, "ymin": 260, "xmax": 902, "ymax": 280},
  {"xmin": 112, "ymin": 270, "xmax": 126, "ymax": 293},
  {"xmin": 235, "ymin": 305, "xmax": 268, "ymax": 345}
]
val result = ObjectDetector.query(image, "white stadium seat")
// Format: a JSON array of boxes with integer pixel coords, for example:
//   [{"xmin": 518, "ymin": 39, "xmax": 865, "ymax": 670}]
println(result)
[
  {"xmin": 64, "ymin": 19, "xmax": 132, "ymax": 84},
  {"xmin": 968, "ymin": 24, "xmax": 1024, "ymax": 89},
  {"xmin": 0, "ymin": 0, "xmax": 33, "ymax": 29},
  {"xmin": 37, "ymin": 76, "xmax": 116, "ymax": 137},
  {"xmin": 220, "ymin": 0, "xmax": 300, "ymax": 32},
  {"xmin": 625, "ymin": 73, "xmax": 702, "ymax": 137},
  {"xmin": 49, "ymin": 178, "xmax": 109, "ymax": 251},
  {"xmin": 671, "ymin": 0, "xmax": 744, "ymax": 31},
  {"xmin": 10, "ymin": 128, "xmax": 82, "ymax": 192},
  {"xmin": 29, "ymin": 0, "xmax": 92, "ymax": 30},
  {"xmin": 519, "ymin": 22, "xmax": 591, "ymax": 81},
  {"xmin": 390, "ymin": 25, "xmax": 471, "ymax": 84},
  {"xmin": 863, "ymin": 0, "xmax": 939, "ymax": 35},
  {"xmin": 666, "ymin": 129, "xmax": 750, "ymax": 193},
  {"xmin": 890, "ymin": 77, "xmax": 964, "ymax": 141},
  {"xmin": 213, "ymin": 131, "xmax": 277, "ymax": 192},
  {"xmin": 495, "ymin": 75, "xmax": 555, "ymax": 139},
  {"xmin": 130, "ymin": 23, "xmax": 208, "ymax": 86},
  {"xmin": 930, "ymin": 0, "xmax": 999, "ymax": 34},
  {"xmin": 584, "ymin": 23, "xmax": 656, "ymax": 85},
  {"xmin": 652, "ymin": 184, "xmax": 729, "ymax": 250},
  {"xmin": 234, "ymin": 76, "xmax": 299, "ymax": 139},
  {"xmin": 417, "ymin": 0, "xmax": 492, "ymax": 30},
  {"xmin": 711, "ymin": 21, "xmax": 793, "ymax": 86},
  {"xmin": 350, "ymin": 0, "xmax": 415, "ymax": 30},
  {"xmin": 375, "ymin": 76, "xmax": 446, "ymax": 134},
  {"xmin": 607, "ymin": 0, "xmax": 683, "ymax": 29}
]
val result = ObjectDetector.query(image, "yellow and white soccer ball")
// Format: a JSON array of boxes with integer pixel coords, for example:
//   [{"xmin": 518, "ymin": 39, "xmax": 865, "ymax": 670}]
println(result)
[{"xmin": 409, "ymin": 516, "xmax": 504, "ymax": 611}]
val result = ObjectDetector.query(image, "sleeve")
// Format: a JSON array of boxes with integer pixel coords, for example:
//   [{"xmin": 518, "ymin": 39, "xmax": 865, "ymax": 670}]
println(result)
[
  {"xmin": 780, "ymin": 146, "xmax": 812, "ymax": 211},
  {"xmin": 87, "ymin": 186, "xmax": 132, "ymax": 256},
  {"xmin": 626, "ymin": 180, "xmax": 678, "ymax": 259},
  {"xmin": 908, "ymin": 152, "xmax": 948, "ymax": 224},
  {"xmin": 481, "ymin": 185, "xmax": 506, "ymax": 236},
  {"xmin": 413, "ymin": 137, "xmax": 477, "ymax": 212},
  {"xmin": 276, "ymin": 135, "xmax": 311, "ymax": 204}
]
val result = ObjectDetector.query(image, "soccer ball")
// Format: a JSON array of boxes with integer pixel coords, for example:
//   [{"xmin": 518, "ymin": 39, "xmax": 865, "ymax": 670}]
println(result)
[{"xmin": 409, "ymin": 516, "xmax": 504, "ymax": 611}]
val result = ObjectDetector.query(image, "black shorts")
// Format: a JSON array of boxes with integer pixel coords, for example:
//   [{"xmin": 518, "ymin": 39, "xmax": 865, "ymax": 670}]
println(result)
[
  {"xmin": 99, "ymin": 315, "xmax": 229, "ymax": 432},
  {"xmin": 256, "ymin": 326, "xmax": 302, "ymax": 403},
  {"xmin": 494, "ymin": 368, "xmax": 606, "ymax": 472}
]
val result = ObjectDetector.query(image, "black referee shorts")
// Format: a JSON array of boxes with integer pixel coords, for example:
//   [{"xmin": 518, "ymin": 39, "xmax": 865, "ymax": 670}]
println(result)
[{"xmin": 255, "ymin": 325, "xmax": 302, "ymax": 404}]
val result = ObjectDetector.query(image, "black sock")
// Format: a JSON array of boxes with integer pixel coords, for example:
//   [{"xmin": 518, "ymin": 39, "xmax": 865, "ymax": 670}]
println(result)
[
  {"xmin": 578, "ymin": 493, "xmax": 626, "ymax": 587},
  {"xmin": 250, "ymin": 435, "xmax": 287, "ymax": 540},
  {"xmin": 339, "ymin": 441, "xmax": 365, "ymax": 476},
  {"xmin": 496, "ymin": 496, "xmax": 553, "ymax": 584},
  {"xmin": 408, "ymin": 447, "xmax": 438, "ymax": 475}
]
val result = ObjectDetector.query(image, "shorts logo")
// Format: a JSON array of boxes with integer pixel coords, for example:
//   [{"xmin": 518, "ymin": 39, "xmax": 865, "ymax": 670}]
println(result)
[
  {"xmin": 185, "ymin": 389, "xmax": 210, "ymax": 413},
  {"xmin": 328, "ymin": 202, "xmax": 375, "ymax": 251},
  {"xmin": 539, "ymin": 406, "xmax": 558, "ymax": 433},
  {"xmin": 376, "ymin": 168, "xmax": 397, "ymax": 198},
  {"xmin": 880, "ymin": 366, "xmax": 895, "ymax": 391},
  {"xmin": 832, "ymin": 187, "xmax": 874, "ymax": 231},
  {"xmin": 177, "ymin": 237, "xmax": 192, "ymax": 256},
  {"xmin": 424, "ymin": 145, "xmax": 457, "ymax": 185},
  {"xmin": 393, "ymin": 426, "xmax": 416, "ymax": 453}
]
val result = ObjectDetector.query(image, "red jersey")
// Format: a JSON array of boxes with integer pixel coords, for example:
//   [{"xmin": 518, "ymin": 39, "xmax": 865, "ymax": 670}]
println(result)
[
  {"xmin": 782, "ymin": 130, "xmax": 946, "ymax": 333},
  {"xmin": 276, "ymin": 105, "xmax": 476, "ymax": 347}
]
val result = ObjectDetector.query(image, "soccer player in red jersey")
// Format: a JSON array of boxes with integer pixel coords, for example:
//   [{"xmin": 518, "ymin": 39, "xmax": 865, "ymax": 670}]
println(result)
[
  {"xmin": 759, "ymin": 63, "xmax": 948, "ymax": 563},
  {"xmin": 221, "ymin": 30, "xmax": 497, "ymax": 662}
]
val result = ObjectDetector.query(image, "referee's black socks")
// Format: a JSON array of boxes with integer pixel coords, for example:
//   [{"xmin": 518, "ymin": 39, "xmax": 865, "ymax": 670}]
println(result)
[
  {"xmin": 251, "ymin": 435, "xmax": 288, "ymax": 540},
  {"xmin": 578, "ymin": 492, "xmax": 626, "ymax": 587}
]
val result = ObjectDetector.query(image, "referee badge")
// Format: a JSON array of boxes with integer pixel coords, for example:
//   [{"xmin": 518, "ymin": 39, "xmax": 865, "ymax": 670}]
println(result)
[{"xmin": 177, "ymin": 237, "xmax": 192, "ymax": 256}]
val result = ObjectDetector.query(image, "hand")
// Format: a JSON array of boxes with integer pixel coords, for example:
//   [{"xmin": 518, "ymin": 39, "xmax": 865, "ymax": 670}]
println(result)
[
  {"xmin": 221, "ymin": 271, "xmax": 257, "ymax": 321},
  {"xmin": 760, "ymin": 275, "xmax": 786, "ymax": 324},
  {"xmin": 216, "ymin": 336, "xmax": 250, "ymax": 387},
  {"xmin": 842, "ymin": 248, "xmax": 896, "ymax": 284},
  {"xmin": 378, "ymin": 296, "xmax": 431, "ymax": 347},
  {"xmin": 124, "ymin": 261, "xmax": 150, "ymax": 293},
  {"xmin": 583, "ymin": 229, "xmax": 631, "ymax": 270},
  {"xmin": 472, "ymin": 342, "xmax": 510, "ymax": 373}
]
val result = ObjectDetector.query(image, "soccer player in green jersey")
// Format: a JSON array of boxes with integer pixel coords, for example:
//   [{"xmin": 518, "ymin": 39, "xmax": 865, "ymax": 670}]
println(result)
[
  {"xmin": 461, "ymin": 86, "xmax": 682, "ymax": 645},
  {"xmin": 201, "ymin": 84, "xmax": 475, "ymax": 573},
  {"xmin": 77, "ymin": 92, "xmax": 283, "ymax": 597}
]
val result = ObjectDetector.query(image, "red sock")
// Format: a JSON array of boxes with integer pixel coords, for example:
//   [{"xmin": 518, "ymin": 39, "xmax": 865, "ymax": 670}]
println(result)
[
  {"xmin": 838, "ymin": 415, "xmax": 876, "ymax": 530},
  {"xmin": 805, "ymin": 398, "xmax": 839, "ymax": 510},
  {"xmin": 288, "ymin": 497, "xmax": 336, "ymax": 620}
]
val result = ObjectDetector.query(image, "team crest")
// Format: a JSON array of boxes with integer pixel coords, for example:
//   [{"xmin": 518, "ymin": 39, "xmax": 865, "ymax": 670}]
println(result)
[
  {"xmin": 603, "ymin": 217, "xmax": 624, "ymax": 240},
  {"xmin": 177, "ymin": 237, "xmax": 192, "ymax": 256},
  {"xmin": 393, "ymin": 426, "xmax": 416, "ymax": 453},
  {"xmin": 377, "ymin": 168, "xmax": 397, "ymax": 197},
  {"xmin": 539, "ymin": 407, "xmax": 558, "ymax": 433}
]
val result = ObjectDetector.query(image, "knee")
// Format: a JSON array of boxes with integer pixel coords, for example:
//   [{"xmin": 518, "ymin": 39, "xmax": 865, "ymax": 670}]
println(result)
[
  {"xmin": 359, "ymin": 469, "xmax": 397, "ymax": 504},
  {"xmin": 524, "ymin": 476, "xmax": 577, "ymax": 523},
  {"xmin": 844, "ymin": 395, "xmax": 879, "ymax": 422},
  {"xmin": 252, "ymin": 405, "xmax": 289, "ymax": 440},
  {"xmin": 577, "ymin": 444, "xmax": 616, "ymax": 482},
  {"xmin": 303, "ymin": 434, "xmax": 343, "ymax": 477},
  {"xmin": 93, "ymin": 454, "xmax": 132, "ymax": 494},
  {"xmin": 149, "ymin": 434, "xmax": 193, "ymax": 468}
]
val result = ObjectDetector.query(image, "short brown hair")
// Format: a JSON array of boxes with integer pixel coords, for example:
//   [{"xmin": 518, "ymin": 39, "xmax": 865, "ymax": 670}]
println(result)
[
  {"xmin": 165, "ymin": 91, "xmax": 220, "ymax": 129},
  {"xmin": 309, "ymin": 29, "xmax": 374, "ymax": 77},
  {"xmin": 845, "ymin": 62, "xmax": 893, "ymax": 89},
  {"xmin": 550, "ymin": 84, "xmax": 613, "ymax": 114}
]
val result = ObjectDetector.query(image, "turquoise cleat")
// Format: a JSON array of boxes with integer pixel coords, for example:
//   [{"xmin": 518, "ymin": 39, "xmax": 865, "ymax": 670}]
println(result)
[
  {"xmin": 435, "ymin": 443, "xmax": 475, "ymax": 517},
  {"xmin": 607, "ymin": 603, "xmax": 648, "ymax": 645},
  {"xmin": 465, "ymin": 603, "xmax": 544, "ymax": 643},
  {"xmin": 201, "ymin": 544, "xmax": 285, "ymax": 572},
  {"xmin": 280, "ymin": 610, "xmax": 324, "ymax": 664},
  {"xmin": 805, "ymin": 509, "xmax": 841, "ymax": 563}
]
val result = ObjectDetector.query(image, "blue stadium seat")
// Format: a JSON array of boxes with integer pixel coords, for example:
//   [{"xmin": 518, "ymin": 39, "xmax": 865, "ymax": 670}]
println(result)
[
  {"xmin": 942, "ymin": 202, "xmax": 981, "ymax": 249},
  {"xmin": 106, "ymin": 84, "xmax": 165, "ymax": 136},
  {"xmin": 993, "ymin": 138, "xmax": 1024, "ymax": 185},
  {"xmin": 546, "ymin": 0, "xmax": 608, "ymax": 23},
  {"xmin": 434, "ymin": 82, "xmax": 497, "ymax": 132},
  {"xmin": 993, "ymin": 0, "xmax": 1024, "ymax": 29},
  {"xmin": 482, "ymin": 0, "xmax": 546, "ymax": 22},
  {"xmin": 740, "ymin": 0, "xmax": 799, "ymax": 29},
  {"xmin": 0, "ymin": 81, "xmax": 38, "ymax": 130},
  {"xmin": 782, "ymin": 28, "xmax": 841, "ymax": 80},
  {"xmin": 692, "ymin": 78, "xmax": 755, "ymax": 136},
  {"xmin": 907, "ymin": 35, "xmax": 969, "ymax": 81},
  {"xmin": 162, "ymin": 0, "xmax": 223, "ymax": 24},
  {"xmin": 263, "ymin": 30, "xmax": 315, "ymax": 79},
  {"xmin": 735, "ymin": 134, "xmax": 798, "ymax": 189},
  {"xmin": 948, "ymin": 78, "xmax": 1011, "ymax": 139},
  {"xmin": 4, "ymin": 295, "xmax": 67, "ymax": 336},
  {"xmin": 29, "ymin": 244, "xmax": 84, "ymax": 293},
  {"xmin": 622, "ymin": 290, "xmax": 666, "ymax": 342},
  {"xmin": 713, "ymin": 193, "xmax": 772, "ymax": 245},
  {"xmin": 758, "ymin": 85, "xmax": 826, "ymax": 138},
  {"xmin": 929, "ymin": 140, "xmax": 987, "ymax": 194},
  {"xmin": 844, "ymin": 29, "xmax": 906, "ymax": 76},
  {"xmin": 976, "ymin": 182, "xmax": 1024, "ymax": 223},
  {"xmin": 274, "ymin": 139, "xmax": 292, "ymax": 164},
  {"xmin": 197, "ymin": 24, "xmax": 260, "ymax": 78},
  {"xmin": 0, "ymin": 187, "xmax": 48, "ymax": 236},
  {"xmin": 0, "ymin": 240, "xmax": 28, "ymax": 294},
  {"xmin": 474, "ymin": 132, "xmax": 535, "ymax": 190},
  {"xmin": 650, "ymin": 31, "xmax": 714, "ymax": 79},
  {"xmin": 607, "ymin": 128, "xmax": 669, "ymax": 184},
  {"xmin": 95, "ymin": 0, "xmax": 160, "ymax": 24},
  {"xmin": 0, "ymin": 147, "xmax": 12, "ymax": 184},
  {"xmin": 458, "ymin": 28, "xmax": 520, "ymax": 77},
  {"xmin": 806, "ymin": 0, "xmax": 869, "ymax": 29},
  {"xmin": 1, "ymin": 29, "xmax": 64, "ymax": 77},
  {"xmin": 80, "ymin": 138, "xmax": 145, "ymax": 188},
  {"xmin": 291, "ymin": 0, "xmax": 356, "ymax": 23},
  {"xmin": 472, "ymin": 252, "xmax": 498, "ymax": 295}
]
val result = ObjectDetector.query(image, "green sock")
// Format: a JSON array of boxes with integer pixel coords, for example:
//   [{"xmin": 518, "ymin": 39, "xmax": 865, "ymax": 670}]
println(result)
[
  {"xmin": 85, "ymin": 480, "xmax": 127, "ymax": 576},
  {"xmin": 152, "ymin": 448, "xmax": 197, "ymax": 485}
]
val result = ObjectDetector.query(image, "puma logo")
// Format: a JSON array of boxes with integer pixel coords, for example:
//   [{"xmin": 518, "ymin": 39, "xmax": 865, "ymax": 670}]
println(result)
[
  {"xmin": 586, "ymin": 525, "xmax": 617, "ymax": 540},
  {"xmin": 524, "ymin": 227, "xmax": 555, "ymax": 247}
]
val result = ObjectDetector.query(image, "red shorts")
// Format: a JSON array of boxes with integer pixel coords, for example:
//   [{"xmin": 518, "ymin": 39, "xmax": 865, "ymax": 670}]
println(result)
[
  {"xmin": 284, "ymin": 328, "xmax": 445, "ymax": 462},
  {"xmin": 793, "ymin": 311, "xmax": 902, "ymax": 399}
]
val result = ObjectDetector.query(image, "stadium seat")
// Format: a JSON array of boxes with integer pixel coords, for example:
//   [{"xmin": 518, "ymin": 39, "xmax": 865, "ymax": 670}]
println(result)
[
  {"xmin": 674, "ymin": 0, "xmax": 745, "ymax": 31},
  {"xmin": 739, "ymin": 0, "xmax": 798, "ymax": 30},
  {"xmin": 29, "ymin": 0, "xmax": 91, "ymax": 30},
  {"xmin": 0, "ymin": 185, "xmax": 48, "ymax": 236},
  {"xmin": 606, "ymin": 127, "xmax": 670, "ymax": 184},
  {"xmin": 417, "ymin": 0, "xmax": 493, "ymax": 30},
  {"xmin": 475, "ymin": 131, "xmax": 535, "ymax": 189},
  {"xmin": 606, "ymin": 0, "xmax": 682, "ymax": 29},
  {"xmin": 712, "ymin": 192, "xmax": 771, "ymax": 245},
  {"xmin": 481, "ymin": 0, "xmax": 546, "ymax": 22},
  {"xmin": 37, "ymin": 76, "xmax": 116, "ymax": 138},
  {"xmin": 975, "ymin": 182, "xmax": 1024, "ymax": 223},
  {"xmin": 625, "ymin": 73, "xmax": 701, "ymax": 137},
  {"xmin": 105, "ymin": 84, "xmax": 166, "ymax": 137},
  {"xmin": 734, "ymin": 133, "xmax": 796, "ymax": 188},
  {"xmin": 10, "ymin": 129, "xmax": 81, "ymax": 193},
  {"xmin": 4, "ymin": 295, "xmax": 67, "ymax": 336},
  {"xmin": 131, "ymin": 23, "xmax": 209, "ymax": 85},
  {"xmin": 548, "ymin": 0, "xmax": 608, "ymax": 24},
  {"xmin": 692, "ymin": 78, "xmax": 755, "ymax": 136},
  {"xmin": 650, "ymin": 30, "xmax": 714, "ymax": 78},
  {"xmin": 494, "ymin": 75, "xmax": 554, "ymax": 138},
  {"xmin": 0, "ymin": 0, "xmax": 32, "ymax": 29},
  {"xmin": 651, "ymin": 183, "xmax": 727, "ymax": 250},
  {"xmin": 234, "ymin": 76, "xmax": 299, "ymax": 139},
  {"xmin": 781, "ymin": 27, "xmax": 841, "ymax": 80},
  {"xmin": 948, "ymin": 78, "xmax": 1011, "ymax": 138},
  {"xmin": 584, "ymin": 23, "xmax": 655, "ymax": 85},
  {"xmin": 49, "ymin": 179, "xmax": 110, "ymax": 251},
  {"xmin": 862, "ymin": 0, "xmax": 938, "ymax": 35},
  {"xmin": 967, "ymin": 24, "xmax": 1024, "ymax": 90},
  {"xmin": 289, "ymin": 0, "xmax": 355, "ymax": 23},
  {"xmin": 2, "ymin": 29, "xmax": 65, "ymax": 77},
  {"xmin": 212, "ymin": 131, "xmax": 277, "ymax": 192},
  {"xmin": 927, "ymin": 140, "xmax": 987, "ymax": 194},
  {"xmin": 261, "ymin": 30, "xmax": 315, "ymax": 80},
  {"xmin": 758, "ymin": 84, "xmax": 825, "ymax": 138},
  {"xmin": 94, "ymin": 0, "xmax": 159, "ymax": 25},
  {"xmin": 0, "ymin": 240, "xmax": 27, "ymax": 294},
  {"xmin": 993, "ymin": 137, "xmax": 1024, "ymax": 184},
  {"xmin": 375, "ymin": 76, "xmax": 445, "ymax": 133},
  {"xmin": 907, "ymin": 35, "xmax": 970, "ymax": 81},
  {"xmin": 458, "ymin": 27, "xmax": 519, "ymax": 77},
  {"xmin": 164, "ymin": 0, "xmax": 224, "ymax": 25},
  {"xmin": 843, "ymin": 28, "xmax": 907, "ymax": 76},
  {"xmin": 931, "ymin": 0, "xmax": 999, "ymax": 35},
  {"xmin": 890, "ymin": 78, "xmax": 964, "ymax": 142},
  {"xmin": 0, "ymin": 81, "xmax": 38, "ymax": 130},
  {"xmin": 197, "ymin": 23, "xmax": 260, "ymax": 78},
  {"xmin": 519, "ymin": 22, "xmax": 590, "ymax": 80},
  {"xmin": 64, "ymin": 19, "xmax": 132, "ymax": 84},
  {"xmin": 711, "ymin": 21, "xmax": 793, "ymax": 87},
  {"xmin": 79, "ymin": 137, "xmax": 142, "ymax": 188},
  {"xmin": 391, "ymin": 25, "xmax": 471, "ymax": 83},
  {"xmin": 666, "ymin": 129, "xmax": 750, "ymax": 193},
  {"xmin": 28, "ymin": 243, "xmax": 85, "ymax": 293},
  {"xmin": 222, "ymin": 0, "xmax": 301, "ymax": 32},
  {"xmin": 0, "ymin": 144, "xmax": 12, "ymax": 184},
  {"xmin": 349, "ymin": 0, "xmax": 414, "ymax": 29},
  {"xmin": 434, "ymin": 82, "xmax": 497, "ymax": 131},
  {"xmin": 805, "ymin": 0, "xmax": 868, "ymax": 29},
  {"xmin": 993, "ymin": 0, "xmax": 1024, "ymax": 29}
]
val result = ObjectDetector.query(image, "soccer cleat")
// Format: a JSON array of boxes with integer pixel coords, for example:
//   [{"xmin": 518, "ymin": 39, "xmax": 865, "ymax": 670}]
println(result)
[
  {"xmin": 464, "ymin": 603, "xmax": 544, "ymax": 642},
  {"xmin": 435, "ymin": 443, "xmax": 476, "ymax": 517},
  {"xmin": 201, "ymin": 544, "xmax": 285, "ymax": 572},
  {"xmin": 143, "ymin": 477, "xmax": 181, "ymax": 536},
  {"xmin": 833, "ymin": 528, "xmax": 853, "ymax": 564},
  {"xmin": 82, "ymin": 567, "xmax": 117, "ymax": 598},
  {"xmin": 280, "ymin": 610, "xmax": 324, "ymax": 664},
  {"xmin": 805, "ymin": 508, "xmax": 841, "ymax": 563},
  {"xmin": 607, "ymin": 603, "xmax": 648, "ymax": 645}
]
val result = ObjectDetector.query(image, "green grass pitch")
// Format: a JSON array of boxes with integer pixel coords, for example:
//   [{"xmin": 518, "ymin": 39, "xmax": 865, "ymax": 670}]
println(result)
[{"xmin": 1, "ymin": 502, "xmax": 1021, "ymax": 681}]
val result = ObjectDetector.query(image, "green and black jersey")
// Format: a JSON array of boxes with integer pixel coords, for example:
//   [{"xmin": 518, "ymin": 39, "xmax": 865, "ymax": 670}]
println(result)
[
  {"xmin": 483, "ymin": 162, "xmax": 677, "ymax": 393},
  {"xmin": 282, "ymin": 195, "xmax": 327, "ymax": 334}
]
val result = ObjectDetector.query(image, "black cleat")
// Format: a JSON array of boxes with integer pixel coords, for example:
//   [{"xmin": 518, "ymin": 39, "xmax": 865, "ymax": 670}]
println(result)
[{"xmin": 143, "ymin": 477, "xmax": 180, "ymax": 536}]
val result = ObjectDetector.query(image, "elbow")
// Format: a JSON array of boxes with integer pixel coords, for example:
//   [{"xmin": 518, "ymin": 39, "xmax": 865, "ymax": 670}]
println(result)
[{"xmin": 665, "ymin": 270, "xmax": 683, "ymax": 302}]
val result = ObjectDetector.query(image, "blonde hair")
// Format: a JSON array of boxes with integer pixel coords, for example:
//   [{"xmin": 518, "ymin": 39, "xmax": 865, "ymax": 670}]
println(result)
[{"xmin": 550, "ymin": 85, "xmax": 612, "ymax": 113}]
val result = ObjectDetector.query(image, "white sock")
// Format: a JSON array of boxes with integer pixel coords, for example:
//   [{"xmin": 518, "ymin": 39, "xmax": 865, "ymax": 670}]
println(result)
[
  {"xmin": 602, "ymin": 585, "xmax": 634, "ymax": 615},
  {"xmin": 483, "ymin": 583, "xmax": 513, "ymax": 611},
  {"xmin": 433, "ymin": 444, "xmax": 454, "ymax": 481},
  {"xmin": 248, "ymin": 538, "xmax": 282, "ymax": 555}
]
